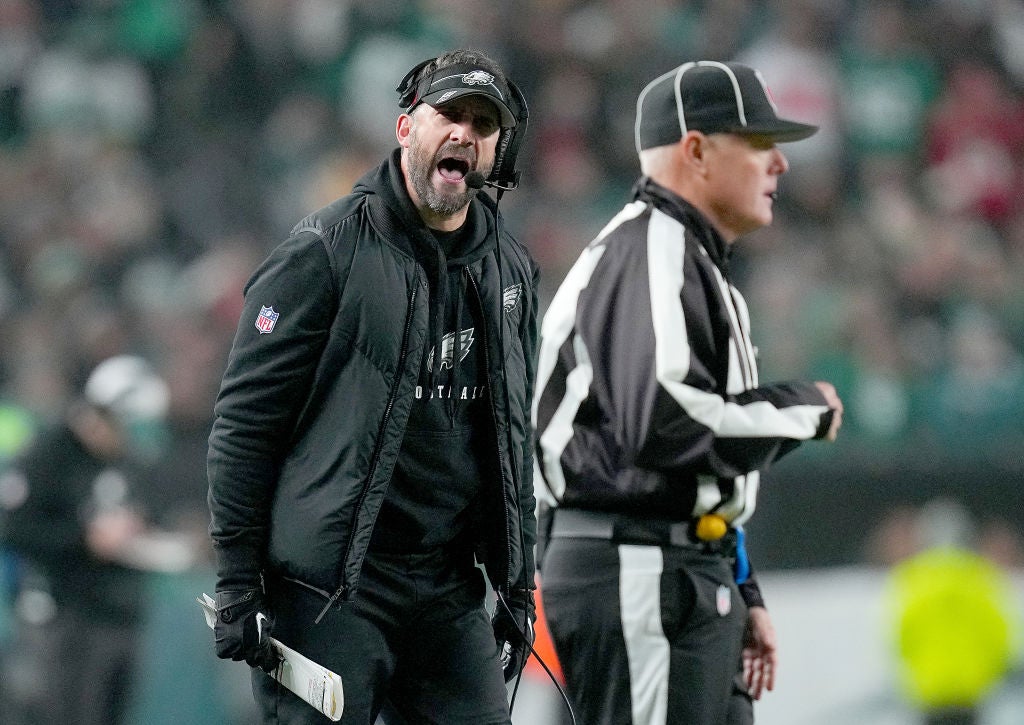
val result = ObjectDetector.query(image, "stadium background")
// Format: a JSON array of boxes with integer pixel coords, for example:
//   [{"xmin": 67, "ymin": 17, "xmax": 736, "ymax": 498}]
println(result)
[{"xmin": 1, "ymin": 0, "xmax": 1023, "ymax": 722}]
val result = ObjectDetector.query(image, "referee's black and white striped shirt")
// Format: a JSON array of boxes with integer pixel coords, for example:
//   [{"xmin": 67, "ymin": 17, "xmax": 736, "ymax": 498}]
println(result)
[{"xmin": 533, "ymin": 177, "xmax": 833, "ymax": 526}]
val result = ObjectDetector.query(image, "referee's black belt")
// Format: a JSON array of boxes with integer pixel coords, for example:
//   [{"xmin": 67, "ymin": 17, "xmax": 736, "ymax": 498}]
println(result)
[{"xmin": 550, "ymin": 508, "xmax": 735, "ymax": 555}]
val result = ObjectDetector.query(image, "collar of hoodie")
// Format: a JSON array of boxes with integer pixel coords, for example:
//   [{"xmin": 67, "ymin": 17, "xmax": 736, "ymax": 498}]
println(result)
[{"xmin": 360, "ymin": 150, "xmax": 499, "ymax": 419}]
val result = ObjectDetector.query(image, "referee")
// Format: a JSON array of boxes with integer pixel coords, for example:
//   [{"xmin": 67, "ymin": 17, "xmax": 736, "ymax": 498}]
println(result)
[{"xmin": 533, "ymin": 61, "xmax": 843, "ymax": 725}]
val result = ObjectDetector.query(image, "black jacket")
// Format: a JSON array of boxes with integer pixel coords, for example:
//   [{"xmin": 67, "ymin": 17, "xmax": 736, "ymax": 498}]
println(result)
[
  {"xmin": 208, "ymin": 150, "xmax": 539, "ymax": 607},
  {"xmin": 0, "ymin": 425, "xmax": 146, "ymax": 624},
  {"xmin": 534, "ymin": 177, "xmax": 833, "ymax": 523}
]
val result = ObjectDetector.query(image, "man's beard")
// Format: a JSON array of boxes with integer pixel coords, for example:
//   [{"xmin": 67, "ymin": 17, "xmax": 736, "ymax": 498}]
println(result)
[{"xmin": 407, "ymin": 137, "xmax": 478, "ymax": 218}]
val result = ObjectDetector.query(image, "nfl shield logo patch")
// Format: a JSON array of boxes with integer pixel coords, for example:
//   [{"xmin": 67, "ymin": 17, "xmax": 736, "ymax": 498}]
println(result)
[
  {"xmin": 255, "ymin": 305, "xmax": 279, "ymax": 334},
  {"xmin": 716, "ymin": 585, "xmax": 731, "ymax": 616}
]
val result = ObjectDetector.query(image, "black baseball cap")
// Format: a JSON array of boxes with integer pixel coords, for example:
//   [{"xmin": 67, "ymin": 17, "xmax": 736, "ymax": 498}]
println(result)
[
  {"xmin": 403, "ymin": 62, "xmax": 518, "ymax": 128},
  {"xmin": 634, "ymin": 61, "xmax": 818, "ymax": 152}
]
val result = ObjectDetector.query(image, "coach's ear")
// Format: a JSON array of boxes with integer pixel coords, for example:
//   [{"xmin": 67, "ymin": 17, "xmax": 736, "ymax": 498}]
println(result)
[{"xmin": 396, "ymin": 113, "xmax": 414, "ymax": 148}]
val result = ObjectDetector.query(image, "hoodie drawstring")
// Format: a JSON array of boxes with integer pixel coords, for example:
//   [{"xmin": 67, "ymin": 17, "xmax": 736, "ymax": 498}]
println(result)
[
  {"xmin": 449, "ymin": 267, "xmax": 467, "ymax": 421},
  {"xmin": 430, "ymin": 244, "xmax": 447, "ymax": 393}
]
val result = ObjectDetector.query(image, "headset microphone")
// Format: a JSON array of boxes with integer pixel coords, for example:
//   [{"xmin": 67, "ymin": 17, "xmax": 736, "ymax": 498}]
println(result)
[{"xmin": 465, "ymin": 171, "xmax": 486, "ymax": 190}]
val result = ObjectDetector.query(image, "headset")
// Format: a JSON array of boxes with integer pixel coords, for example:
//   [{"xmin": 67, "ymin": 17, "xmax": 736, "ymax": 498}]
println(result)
[{"xmin": 396, "ymin": 56, "xmax": 529, "ymax": 192}]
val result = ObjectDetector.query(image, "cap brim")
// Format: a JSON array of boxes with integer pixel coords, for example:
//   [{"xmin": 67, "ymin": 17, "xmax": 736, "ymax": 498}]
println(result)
[
  {"xmin": 419, "ymin": 88, "xmax": 517, "ymax": 128},
  {"xmin": 730, "ymin": 118, "xmax": 818, "ymax": 142}
]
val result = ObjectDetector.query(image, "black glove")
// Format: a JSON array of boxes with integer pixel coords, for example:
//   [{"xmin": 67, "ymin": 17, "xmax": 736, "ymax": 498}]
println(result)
[
  {"xmin": 491, "ymin": 588, "xmax": 536, "ymax": 682},
  {"xmin": 214, "ymin": 589, "xmax": 280, "ymax": 673}
]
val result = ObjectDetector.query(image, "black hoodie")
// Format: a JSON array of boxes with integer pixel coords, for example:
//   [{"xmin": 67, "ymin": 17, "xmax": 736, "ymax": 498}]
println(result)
[{"xmin": 370, "ymin": 192, "xmax": 498, "ymax": 554}]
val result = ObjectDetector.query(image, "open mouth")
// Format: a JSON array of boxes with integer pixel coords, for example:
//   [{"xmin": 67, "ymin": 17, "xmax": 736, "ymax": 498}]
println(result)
[{"xmin": 437, "ymin": 156, "xmax": 471, "ymax": 183}]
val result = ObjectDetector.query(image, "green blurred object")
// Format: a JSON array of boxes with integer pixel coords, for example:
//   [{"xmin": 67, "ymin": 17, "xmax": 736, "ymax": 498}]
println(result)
[
  {"xmin": 0, "ymin": 404, "xmax": 36, "ymax": 464},
  {"xmin": 116, "ymin": 0, "xmax": 198, "ymax": 63},
  {"xmin": 126, "ymin": 570, "xmax": 256, "ymax": 725}
]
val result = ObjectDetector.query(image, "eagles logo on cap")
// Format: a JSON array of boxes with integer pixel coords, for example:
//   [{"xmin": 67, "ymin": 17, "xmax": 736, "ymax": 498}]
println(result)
[
  {"xmin": 462, "ymin": 70, "xmax": 495, "ymax": 86},
  {"xmin": 412, "ymin": 63, "xmax": 518, "ymax": 128}
]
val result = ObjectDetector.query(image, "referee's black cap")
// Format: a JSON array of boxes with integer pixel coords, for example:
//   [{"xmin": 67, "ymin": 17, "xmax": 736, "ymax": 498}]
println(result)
[{"xmin": 634, "ymin": 61, "xmax": 818, "ymax": 152}]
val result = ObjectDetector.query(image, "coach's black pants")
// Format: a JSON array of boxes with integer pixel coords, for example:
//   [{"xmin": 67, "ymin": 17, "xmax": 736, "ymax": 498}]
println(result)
[
  {"xmin": 542, "ymin": 537, "xmax": 752, "ymax": 725},
  {"xmin": 255, "ymin": 547, "xmax": 511, "ymax": 724}
]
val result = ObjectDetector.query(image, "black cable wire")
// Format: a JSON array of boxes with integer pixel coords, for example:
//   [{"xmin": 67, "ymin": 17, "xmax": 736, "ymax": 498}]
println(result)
[
  {"xmin": 496, "ymin": 590, "xmax": 577, "ymax": 725},
  {"xmin": 490, "ymin": 183, "xmax": 576, "ymax": 725}
]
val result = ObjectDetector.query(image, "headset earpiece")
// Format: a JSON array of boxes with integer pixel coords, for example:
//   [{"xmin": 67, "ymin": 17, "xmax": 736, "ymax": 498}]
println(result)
[
  {"xmin": 396, "ymin": 58, "xmax": 434, "ymax": 110},
  {"xmin": 487, "ymin": 79, "xmax": 529, "ymax": 191}
]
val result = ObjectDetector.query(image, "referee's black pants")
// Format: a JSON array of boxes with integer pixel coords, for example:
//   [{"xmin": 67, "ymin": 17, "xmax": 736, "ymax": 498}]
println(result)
[
  {"xmin": 542, "ymin": 537, "xmax": 752, "ymax": 725},
  {"xmin": 254, "ymin": 546, "xmax": 511, "ymax": 724}
]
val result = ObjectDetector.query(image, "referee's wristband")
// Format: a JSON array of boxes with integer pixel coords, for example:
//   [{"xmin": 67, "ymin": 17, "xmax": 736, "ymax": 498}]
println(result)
[
  {"xmin": 739, "ymin": 578, "xmax": 765, "ymax": 609},
  {"xmin": 814, "ymin": 408, "xmax": 836, "ymax": 439}
]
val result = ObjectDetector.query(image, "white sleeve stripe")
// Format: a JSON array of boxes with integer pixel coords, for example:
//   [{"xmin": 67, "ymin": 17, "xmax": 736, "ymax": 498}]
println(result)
[
  {"xmin": 648, "ymin": 208, "xmax": 825, "ymax": 440},
  {"xmin": 719, "ymin": 400, "xmax": 828, "ymax": 438},
  {"xmin": 649, "ymin": 210, "xmax": 735, "ymax": 432},
  {"xmin": 535, "ymin": 205, "xmax": 643, "ymax": 499},
  {"xmin": 534, "ymin": 243, "xmax": 603, "ymax": 413},
  {"xmin": 648, "ymin": 208, "xmax": 695, "ymax": 396},
  {"xmin": 538, "ymin": 335, "xmax": 594, "ymax": 500},
  {"xmin": 534, "ymin": 202, "xmax": 641, "ymax": 420}
]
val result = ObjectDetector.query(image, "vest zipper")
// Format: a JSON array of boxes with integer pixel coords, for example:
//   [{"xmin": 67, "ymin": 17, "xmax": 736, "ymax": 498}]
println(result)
[
  {"xmin": 324, "ymin": 273, "xmax": 420, "ymax": 621},
  {"xmin": 467, "ymin": 271, "xmax": 513, "ymax": 590}
]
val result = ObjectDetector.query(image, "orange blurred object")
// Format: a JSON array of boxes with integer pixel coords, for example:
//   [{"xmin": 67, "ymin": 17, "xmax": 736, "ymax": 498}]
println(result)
[{"xmin": 526, "ymin": 578, "xmax": 565, "ymax": 684}]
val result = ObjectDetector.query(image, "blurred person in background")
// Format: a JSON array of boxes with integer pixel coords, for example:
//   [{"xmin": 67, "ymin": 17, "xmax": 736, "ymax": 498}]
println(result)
[
  {"xmin": 533, "ymin": 61, "xmax": 844, "ymax": 725},
  {"xmin": 885, "ymin": 498, "xmax": 1021, "ymax": 725},
  {"xmin": 206, "ymin": 49, "xmax": 539, "ymax": 723},
  {"xmin": 0, "ymin": 354, "xmax": 192, "ymax": 725}
]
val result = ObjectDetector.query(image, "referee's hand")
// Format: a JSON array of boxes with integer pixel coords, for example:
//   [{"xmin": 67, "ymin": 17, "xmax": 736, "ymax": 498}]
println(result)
[{"xmin": 742, "ymin": 605, "xmax": 777, "ymax": 700}]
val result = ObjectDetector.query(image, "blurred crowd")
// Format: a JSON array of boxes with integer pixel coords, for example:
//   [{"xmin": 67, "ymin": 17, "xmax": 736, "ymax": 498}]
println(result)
[
  {"xmin": 0, "ymin": 3, "xmax": 1023, "ymax": 721},
  {"xmin": 1, "ymin": 0, "xmax": 1024, "ymax": 519}
]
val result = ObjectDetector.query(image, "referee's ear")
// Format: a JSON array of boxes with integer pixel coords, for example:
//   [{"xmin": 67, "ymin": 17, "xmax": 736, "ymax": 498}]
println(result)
[{"xmin": 680, "ymin": 130, "xmax": 712, "ymax": 174}]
